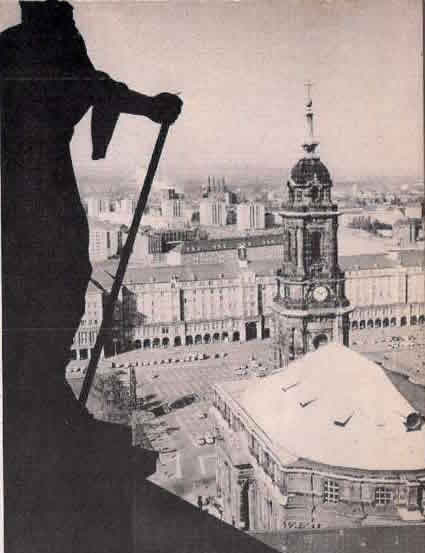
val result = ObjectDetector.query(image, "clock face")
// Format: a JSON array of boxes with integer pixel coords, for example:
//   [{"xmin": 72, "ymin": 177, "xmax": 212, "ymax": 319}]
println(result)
[{"xmin": 313, "ymin": 286, "xmax": 329, "ymax": 302}]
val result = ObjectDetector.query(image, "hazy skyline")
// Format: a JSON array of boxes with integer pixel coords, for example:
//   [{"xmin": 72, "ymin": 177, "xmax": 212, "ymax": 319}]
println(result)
[{"xmin": 1, "ymin": 0, "xmax": 423, "ymax": 187}]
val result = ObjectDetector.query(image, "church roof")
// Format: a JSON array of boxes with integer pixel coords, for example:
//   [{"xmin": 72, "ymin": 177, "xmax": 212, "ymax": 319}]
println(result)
[
  {"xmin": 290, "ymin": 158, "xmax": 331, "ymax": 186},
  {"xmin": 233, "ymin": 344, "xmax": 425, "ymax": 471}
]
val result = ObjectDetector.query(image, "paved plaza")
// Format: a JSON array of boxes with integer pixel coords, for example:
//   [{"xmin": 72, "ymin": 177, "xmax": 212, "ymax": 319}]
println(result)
[{"xmin": 67, "ymin": 325, "xmax": 425, "ymax": 509}]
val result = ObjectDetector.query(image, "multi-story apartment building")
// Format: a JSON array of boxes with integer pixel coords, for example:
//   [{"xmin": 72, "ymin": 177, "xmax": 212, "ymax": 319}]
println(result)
[
  {"xmin": 70, "ymin": 282, "xmax": 104, "ymax": 361},
  {"xmin": 105, "ymin": 248, "xmax": 424, "ymax": 352},
  {"xmin": 70, "ymin": 280, "xmax": 124, "ymax": 361},
  {"xmin": 200, "ymin": 199, "xmax": 227, "ymax": 226},
  {"xmin": 237, "ymin": 202, "xmax": 266, "ymax": 231},
  {"xmin": 88, "ymin": 217, "xmax": 122, "ymax": 262}
]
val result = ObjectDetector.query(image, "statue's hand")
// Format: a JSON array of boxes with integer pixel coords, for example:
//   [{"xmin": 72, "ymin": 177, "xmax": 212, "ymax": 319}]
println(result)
[{"xmin": 149, "ymin": 93, "xmax": 183, "ymax": 125}]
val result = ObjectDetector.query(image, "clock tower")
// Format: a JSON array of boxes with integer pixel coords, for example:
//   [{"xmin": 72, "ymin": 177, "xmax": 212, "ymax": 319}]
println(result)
[{"xmin": 272, "ymin": 85, "xmax": 351, "ymax": 364}]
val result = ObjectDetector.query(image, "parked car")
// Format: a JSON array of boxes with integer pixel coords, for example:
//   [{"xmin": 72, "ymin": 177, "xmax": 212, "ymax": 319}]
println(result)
[
  {"xmin": 197, "ymin": 436, "xmax": 206, "ymax": 446},
  {"xmin": 169, "ymin": 393, "xmax": 197, "ymax": 410},
  {"xmin": 205, "ymin": 433, "xmax": 215, "ymax": 445}
]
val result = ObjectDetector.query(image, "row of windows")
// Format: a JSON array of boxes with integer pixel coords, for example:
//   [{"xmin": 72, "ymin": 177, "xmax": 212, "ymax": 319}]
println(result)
[
  {"xmin": 352, "ymin": 315, "xmax": 425, "ymax": 329},
  {"xmin": 215, "ymin": 396, "xmax": 398, "ymax": 508},
  {"xmin": 323, "ymin": 482, "xmax": 393, "ymax": 505},
  {"xmin": 77, "ymin": 330, "xmax": 97, "ymax": 345}
]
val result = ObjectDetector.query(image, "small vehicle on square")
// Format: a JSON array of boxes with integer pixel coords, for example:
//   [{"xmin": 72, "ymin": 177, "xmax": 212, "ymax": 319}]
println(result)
[{"xmin": 205, "ymin": 433, "xmax": 215, "ymax": 445}]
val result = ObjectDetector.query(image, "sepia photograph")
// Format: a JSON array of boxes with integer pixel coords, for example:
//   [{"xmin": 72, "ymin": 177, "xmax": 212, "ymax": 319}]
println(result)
[{"xmin": 1, "ymin": 0, "xmax": 424, "ymax": 551}]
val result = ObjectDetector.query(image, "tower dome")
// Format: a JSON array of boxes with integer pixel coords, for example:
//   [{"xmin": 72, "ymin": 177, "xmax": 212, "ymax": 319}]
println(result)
[
  {"xmin": 290, "ymin": 157, "xmax": 331, "ymax": 186},
  {"xmin": 286, "ymin": 83, "xmax": 333, "ymax": 206}
]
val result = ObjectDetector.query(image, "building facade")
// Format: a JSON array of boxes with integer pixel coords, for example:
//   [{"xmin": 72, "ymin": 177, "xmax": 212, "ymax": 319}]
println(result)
[
  {"xmin": 212, "ymin": 345, "xmax": 425, "ymax": 531},
  {"xmin": 107, "ymin": 248, "xmax": 425, "ymax": 352},
  {"xmin": 88, "ymin": 217, "xmax": 122, "ymax": 262},
  {"xmin": 344, "ymin": 250, "xmax": 425, "ymax": 331},
  {"xmin": 166, "ymin": 233, "xmax": 285, "ymax": 266},
  {"xmin": 272, "ymin": 91, "xmax": 351, "ymax": 363},
  {"xmin": 237, "ymin": 202, "xmax": 266, "ymax": 231},
  {"xmin": 70, "ymin": 282, "xmax": 104, "ymax": 361},
  {"xmin": 200, "ymin": 199, "xmax": 227, "ymax": 226}
]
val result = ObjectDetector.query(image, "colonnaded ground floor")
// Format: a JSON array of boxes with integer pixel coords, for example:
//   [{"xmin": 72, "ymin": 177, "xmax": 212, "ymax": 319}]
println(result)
[{"xmin": 120, "ymin": 303, "xmax": 424, "ymax": 355}]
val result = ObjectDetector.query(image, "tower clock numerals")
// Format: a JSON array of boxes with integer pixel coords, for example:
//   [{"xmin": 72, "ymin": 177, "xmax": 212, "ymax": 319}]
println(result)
[{"xmin": 312, "ymin": 286, "xmax": 329, "ymax": 303}]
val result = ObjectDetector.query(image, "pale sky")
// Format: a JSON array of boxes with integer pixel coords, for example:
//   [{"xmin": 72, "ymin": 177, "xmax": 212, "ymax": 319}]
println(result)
[{"xmin": 1, "ymin": 0, "xmax": 423, "ymax": 184}]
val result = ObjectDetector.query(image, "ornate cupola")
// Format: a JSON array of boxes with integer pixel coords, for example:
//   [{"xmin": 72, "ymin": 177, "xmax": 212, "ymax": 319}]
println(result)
[
  {"xmin": 287, "ymin": 83, "xmax": 334, "ymax": 209},
  {"xmin": 272, "ymin": 84, "xmax": 351, "ymax": 365}
]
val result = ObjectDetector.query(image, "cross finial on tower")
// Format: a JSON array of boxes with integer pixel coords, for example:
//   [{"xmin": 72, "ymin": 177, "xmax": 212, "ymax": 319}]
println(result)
[
  {"xmin": 305, "ymin": 81, "xmax": 313, "ymax": 105},
  {"xmin": 302, "ymin": 81, "xmax": 318, "ymax": 157}
]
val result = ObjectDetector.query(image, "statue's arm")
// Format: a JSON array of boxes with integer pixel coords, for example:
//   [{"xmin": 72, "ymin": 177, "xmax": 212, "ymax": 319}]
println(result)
[
  {"xmin": 75, "ymin": 30, "xmax": 182, "ymax": 158},
  {"xmin": 92, "ymin": 71, "xmax": 182, "ymax": 124},
  {"xmin": 90, "ymin": 75, "xmax": 181, "ymax": 160}
]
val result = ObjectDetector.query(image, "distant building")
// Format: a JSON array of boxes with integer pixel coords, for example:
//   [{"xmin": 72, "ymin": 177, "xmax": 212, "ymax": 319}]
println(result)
[
  {"xmin": 131, "ymin": 227, "xmax": 201, "ymax": 264},
  {"xmin": 86, "ymin": 195, "xmax": 136, "ymax": 226},
  {"xmin": 87, "ymin": 196, "xmax": 111, "ymax": 218},
  {"xmin": 237, "ymin": 202, "xmax": 266, "ymax": 231},
  {"xmin": 202, "ymin": 176, "xmax": 227, "ymax": 198},
  {"xmin": 264, "ymin": 212, "xmax": 276, "ymax": 228},
  {"xmin": 166, "ymin": 233, "xmax": 285, "ymax": 266},
  {"xmin": 70, "ymin": 277, "xmax": 124, "ymax": 361},
  {"xmin": 393, "ymin": 218, "xmax": 423, "ymax": 248},
  {"xmin": 88, "ymin": 217, "xmax": 122, "ymax": 262},
  {"xmin": 224, "ymin": 191, "xmax": 237, "ymax": 205},
  {"xmin": 161, "ymin": 198, "xmax": 184, "ymax": 219},
  {"xmin": 160, "ymin": 188, "xmax": 179, "ymax": 201},
  {"xmin": 200, "ymin": 199, "xmax": 226, "ymax": 226},
  {"xmin": 345, "ymin": 249, "xmax": 425, "ymax": 330},
  {"xmin": 212, "ymin": 344, "xmax": 425, "ymax": 531},
  {"xmin": 160, "ymin": 188, "xmax": 185, "ymax": 220},
  {"xmin": 70, "ymin": 282, "xmax": 104, "ymax": 361},
  {"xmin": 115, "ymin": 196, "xmax": 136, "ymax": 215}
]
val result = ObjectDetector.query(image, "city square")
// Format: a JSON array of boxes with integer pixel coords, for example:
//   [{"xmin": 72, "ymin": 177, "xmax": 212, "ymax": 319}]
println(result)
[{"xmin": 68, "ymin": 321, "xmax": 425, "ymax": 515}]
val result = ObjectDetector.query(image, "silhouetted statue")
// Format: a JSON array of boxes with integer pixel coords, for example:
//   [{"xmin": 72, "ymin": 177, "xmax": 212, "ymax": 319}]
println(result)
[
  {"xmin": 1, "ymin": 2, "xmax": 181, "ymax": 550},
  {"xmin": 1, "ymin": 0, "xmax": 181, "ymax": 419}
]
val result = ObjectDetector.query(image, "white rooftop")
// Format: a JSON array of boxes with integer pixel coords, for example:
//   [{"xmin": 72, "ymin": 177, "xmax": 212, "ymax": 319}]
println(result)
[{"xmin": 235, "ymin": 343, "xmax": 425, "ymax": 471}]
